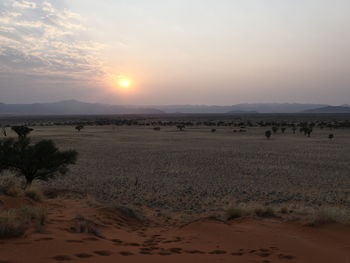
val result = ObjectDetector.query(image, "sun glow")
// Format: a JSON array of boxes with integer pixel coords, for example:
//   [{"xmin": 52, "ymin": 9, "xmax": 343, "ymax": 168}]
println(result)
[
  {"xmin": 118, "ymin": 78, "xmax": 131, "ymax": 90},
  {"xmin": 119, "ymin": 79, "xmax": 130, "ymax": 88}
]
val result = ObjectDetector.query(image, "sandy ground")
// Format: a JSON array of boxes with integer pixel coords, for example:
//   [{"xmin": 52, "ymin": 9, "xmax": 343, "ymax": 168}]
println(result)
[{"xmin": 0, "ymin": 196, "xmax": 349, "ymax": 263}]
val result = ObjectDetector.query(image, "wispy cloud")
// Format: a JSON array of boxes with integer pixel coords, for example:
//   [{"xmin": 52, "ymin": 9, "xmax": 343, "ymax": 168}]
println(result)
[{"xmin": 0, "ymin": 0, "xmax": 104, "ymax": 80}]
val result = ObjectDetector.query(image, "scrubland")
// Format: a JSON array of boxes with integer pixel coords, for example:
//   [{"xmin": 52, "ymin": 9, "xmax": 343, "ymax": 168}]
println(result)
[{"xmin": 8, "ymin": 123, "xmax": 347, "ymax": 215}]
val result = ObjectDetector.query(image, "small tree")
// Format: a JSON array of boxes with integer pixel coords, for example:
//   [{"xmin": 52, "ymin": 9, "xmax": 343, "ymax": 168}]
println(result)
[
  {"xmin": 281, "ymin": 127, "xmax": 286, "ymax": 133},
  {"xmin": 0, "ymin": 138, "xmax": 77, "ymax": 187},
  {"xmin": 75, "ymin": 125, "xmax": 84, "ymax": 132},
  {"xmin": 272, "ymin": 126, "xmax": 278, "ymax": 134},
  {"xmin": 11, "ymin": 126, "xmax": 33, "ymax": 138},
  {"xmin": 176, "ymin": 125, "xmax": 185, "ymax": 131},
  {"xmin": 292, "ymin": 127, "xmax": 297, "ymax": 134},
  {"xmin": 265, "ymin": 130, "xmax": 272, "ymax": 139},
  {"xmin": 328, "ymin": 134, "xmax": 334, "ymax": 140}
]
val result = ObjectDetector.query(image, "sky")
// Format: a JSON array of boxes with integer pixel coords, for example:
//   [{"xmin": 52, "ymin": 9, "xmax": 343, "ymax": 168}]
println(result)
[{"xmin": 0, "ymin": 0, "xmax": 349, "ymax": 105}]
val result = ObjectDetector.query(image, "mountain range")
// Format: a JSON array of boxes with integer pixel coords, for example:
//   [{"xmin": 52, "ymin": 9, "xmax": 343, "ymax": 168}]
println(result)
[{"xmin": 0, "ymin": 100, "xmax": 349, "ymax": 115}]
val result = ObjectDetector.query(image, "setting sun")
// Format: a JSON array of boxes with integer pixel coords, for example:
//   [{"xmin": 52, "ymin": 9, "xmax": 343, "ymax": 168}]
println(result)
[{"xmin": 118, "ymin": 79, "xmax": 131, "ymax": 89}]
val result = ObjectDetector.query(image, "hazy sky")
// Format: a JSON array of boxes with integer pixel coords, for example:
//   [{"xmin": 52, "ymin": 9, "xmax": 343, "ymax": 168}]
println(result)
[{"xmin": 0, "ymin": 0, "xmax": 349, "ymax": 105}]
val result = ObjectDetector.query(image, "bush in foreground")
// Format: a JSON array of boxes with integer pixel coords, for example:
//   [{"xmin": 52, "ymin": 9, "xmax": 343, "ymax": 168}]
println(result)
[
  {"xmin": 0, "ymin": 206, "xmax": 47, "ymax": 238},
  {"xmin": 0, "ymin": 138, "xmax": 78, "ymax": 187}
]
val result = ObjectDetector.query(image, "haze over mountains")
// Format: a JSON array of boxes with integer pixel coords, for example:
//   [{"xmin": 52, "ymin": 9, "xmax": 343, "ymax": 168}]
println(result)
[{"xmin": 0, "ymin": 100, "xmax": 349, "ymax": 115}]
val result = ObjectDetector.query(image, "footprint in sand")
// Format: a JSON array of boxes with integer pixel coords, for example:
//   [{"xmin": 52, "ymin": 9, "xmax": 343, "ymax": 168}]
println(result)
[
  {"xmin": 52, "ymin": 255, "xmax": 72, "ymax": 261},
  {"xmin": 66, "ymin": 240, "xmax": 84, "ymax": 243},
  {"xmin": 75, "ymin": 253, "xmax": 94, "ymax": 258},
  {"xmin": 82, "ymin": 237, "xmax": 99, "ymax": 241},
  {"xmin": 35, "ymin": 237, "xmax": 54, "ymax": 241},
  {"xmin": 279, "ymin": 254, "xmax": 295, "ymax": 260},
  {"xmin": 208, "ymin": 250, "xmax": 227, "ymax": 255},
  {"xmin": 185, "ymin": 250, "xmax": 206, "ymax": 254},
  {"xmin": 93, "ymin": 250, "xmax": 113, "ymax": 256}
]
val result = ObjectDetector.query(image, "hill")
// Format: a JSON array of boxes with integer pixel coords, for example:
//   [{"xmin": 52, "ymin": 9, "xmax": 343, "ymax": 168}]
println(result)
[
  {"xmin": 0, "ymin": 100, "xmax": 164, "ymax": 115},
  {"xmin": 157, "ymin": 103, "xmax": 328, "ymax": 114},
  {"xmin": 302, "ymin": 106, "xmax": 350, "ymax": 113}
]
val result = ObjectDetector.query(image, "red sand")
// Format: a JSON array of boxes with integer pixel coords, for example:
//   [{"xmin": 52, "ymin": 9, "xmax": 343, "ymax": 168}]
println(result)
[{"xmin": 0, "ymin": 198, "xmax": 349, "ymax": 263}]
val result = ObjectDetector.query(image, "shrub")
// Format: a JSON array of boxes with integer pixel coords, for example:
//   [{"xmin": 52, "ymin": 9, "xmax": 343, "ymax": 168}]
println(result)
[
  {"xmin": 25, "ymin": 187, "xmax": 44, "ymax": 202},
  {"xmin": 18, "ymin": 206, "xmax": 48, "ymax": 226},
  {"xmin": 226, "ymin": 207, "xmax": 244, "ymax": 220},
  {"xmin": 11, "ymin": 126, "xmax": 33, "ymax": 138},
  {"xmin": 0, "ymin": 138, "xmax": 78, "ymax": 187},
  {"xmin": 265, "ymin": 130, "xmax": 272, "ymax": 139},
  {"xmin": 308, "ymin": 208, "xmax": 350, "ymax": 226},
  {"xmin": 0, "ymin": 211, "xmax": 27, "ymax": 238},
  {"xmin": 254, "ymin": 207, "xmax": 275, "ymax": 217},
  {"xmin": 328, "ymin": 134, "xmax": 334, "ymax": 140},
  {"xmin": 75, "ymin": 125, "xmax": 84, "ymax": 132},
  {"xmin": 70, "ymin": 215, "xmax": 103, "ymax": 238},
  {"xmin": 0, "ymin": 180, "xmax": 22, "ymax": 197}
]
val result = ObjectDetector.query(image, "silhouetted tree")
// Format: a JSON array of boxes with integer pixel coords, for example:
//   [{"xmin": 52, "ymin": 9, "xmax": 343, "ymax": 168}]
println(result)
[
  {"xmin": 265, "ymin": 130, "xmax": 272, "ymax": 139},
  {"xmin": 75, "ymin": 125, "xmax": 84, "ymax": 132},
  {"xmin": 0, "ymin": 138, "xmax": 77, "ymax": 187},
  {"xmin": 292, "ymin": 127, "xmax": 297, "ymax": 134},
  {"xmin": 281, "ymin": 127, "xmax": 286, "ymax": 133},
  {"xmin": 328, "ymin": 134, "xmax": 334, "ymax": 140},
  {"xmin": 11, "ymin": 126, "xmax": 33, "ymax": 138},
  {"xmin": 176, "ymin": 125, "xmax": 185, "ymax": 131},
  {"xmin": 272, "ymin": 126, "xmax": 278, "ymax": 134}
]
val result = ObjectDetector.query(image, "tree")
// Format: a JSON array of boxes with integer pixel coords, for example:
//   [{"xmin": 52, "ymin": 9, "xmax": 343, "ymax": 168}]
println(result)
[
  {"xmin": 328, "ymin": 134, "xmax": 334, "ymax": 140},
  {"xmin": 75, "ymin": 125, "xmax": 84, "ymax": 132},
  {"xmin": 292, "ymin": 127, "xmax": 297, "ymax": 134},
  {"xmin": 211, "ymin": 129, "xmax": 216, "ymax": 133},
  {"xmin": 11, "ymin": 126, "xmax": 33, "ymax": 138},
  {"xmin": 265, "ymin": 130, "xmax": 272, "ymax": 139},
  {"xmin": 176, "ymin": 125, "xmax": 185, "ymax": 131},
  {"xmin": 281, "ymin": 127, "xmax": 286, "ymax": 133},
  {"xmin": 0, "ymin": 138, "xmax": 77, "ymax": 187},
  {"xmin": 272, "ymin": 126, "xmax": 278, "ymax": 134}
]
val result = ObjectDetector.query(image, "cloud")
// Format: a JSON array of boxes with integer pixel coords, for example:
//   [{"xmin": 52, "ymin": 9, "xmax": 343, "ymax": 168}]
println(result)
[{"xmin": 0, "ymin": 0, "xmax": 105, "ymax": 81}]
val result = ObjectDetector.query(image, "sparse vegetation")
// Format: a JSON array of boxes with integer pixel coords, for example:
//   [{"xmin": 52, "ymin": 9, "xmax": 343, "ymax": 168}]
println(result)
[
  {"xmin": 0, "ymin": 138, "xmax": 78, "ymax": 187},
  {"xmin": 254, "ymin": 207, "xmax": 276, "ymax": 218},
  {"xmin": 25, "ymin": 187, "xmax": 44, "ymax": 202},
  {"xmin": 226, "ymin": 207, "xmax": 244, "ymax": 220},
  {"xmin": 0, "ymin": 206, "xmax": 47, "ymax": 238},
  {"xmin": 265, "ymin": 130, "xmax": 272, "ymax": 139},
  {"xmin": 11, "ymin": 126, "xmax": 33, "ymax": 138},
  {"xmin": 75, "ymin": 125, "xmax": 84, "ymax": 132}
]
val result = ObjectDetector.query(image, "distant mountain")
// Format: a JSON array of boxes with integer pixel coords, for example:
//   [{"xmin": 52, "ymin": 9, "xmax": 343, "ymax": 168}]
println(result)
[
  {"xmin": 0, "ymin": 100, "xmax": 164, "ymax": 115},
  {"xmin": 156, "ymin": 103, "xmax": 328, "ymax": 114},
  {"xmin": 1, "ymin": 101, "xmax": 346, "ymax": 115},
  {"xmin": 302, "ymin": 106, "xmax": 350, "ymax": 114}
]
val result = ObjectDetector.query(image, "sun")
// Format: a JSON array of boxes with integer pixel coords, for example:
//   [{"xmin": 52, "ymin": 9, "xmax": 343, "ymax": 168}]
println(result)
[{"xmin": 118, "ymin": 78, "xmax": 131, "ymax": 89}]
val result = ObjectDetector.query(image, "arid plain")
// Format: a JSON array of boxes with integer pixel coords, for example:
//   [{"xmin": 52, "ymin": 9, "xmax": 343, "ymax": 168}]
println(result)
[{"xmin": 0, "ymin": 115, "xmax": 350, "ymax": 263}]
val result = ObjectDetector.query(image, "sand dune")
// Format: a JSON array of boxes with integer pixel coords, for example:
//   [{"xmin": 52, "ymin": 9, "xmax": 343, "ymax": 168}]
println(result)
[{"xmin": 0, "ymin": 196, "xmax": 349, "ymax": 263}]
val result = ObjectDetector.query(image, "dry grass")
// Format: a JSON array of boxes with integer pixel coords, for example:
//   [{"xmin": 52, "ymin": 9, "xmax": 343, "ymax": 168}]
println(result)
[
  {"xmin": 24, "ymin": 187, "xmax": 44, "ymax": 202},
  {"xmin": 0, "ymin": 206, "xmax": 47, "ymax": 238},
  {"xmin": 0, "ymin": 179, "xmax": 22, "ymax": 197},
  {"xmin": 3, "ymin": 123, "xmax": 349, "ymax": 214}
]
